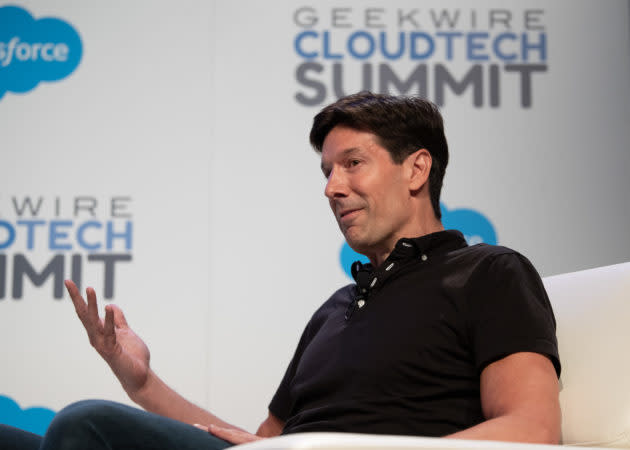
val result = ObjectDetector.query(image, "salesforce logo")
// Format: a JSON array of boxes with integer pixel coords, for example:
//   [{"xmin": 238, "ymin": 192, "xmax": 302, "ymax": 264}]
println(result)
[
  {"xmin": 0, "ymin": 6, "xmax": 82, "ymax": 100},
  {"xmin": 0, "ymin": 394, "xmax": 55, "ymax": 435},
  {"xmin": 339, "ymin": 202, "xmax": 497, "ymax": 278},
  {"xmin": 440, "ymin": 203, "xmax": 497, "ymax": 246}
]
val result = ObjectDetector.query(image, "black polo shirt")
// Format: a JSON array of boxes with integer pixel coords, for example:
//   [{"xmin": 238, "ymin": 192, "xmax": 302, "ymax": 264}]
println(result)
[{"xmin": 269, "ymin": 230, "xmax": 560, "ymax": 437}]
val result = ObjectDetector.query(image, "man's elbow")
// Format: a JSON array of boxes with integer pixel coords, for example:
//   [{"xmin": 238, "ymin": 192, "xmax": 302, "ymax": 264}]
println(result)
[
  {"xmin": 521, "ymin": 407, "xmax": 562, "ymax": 445},
  {"xmin": 536, "ymin": 421, "xmax": 561, "ymax": 445},
  {"xmin": 542, "ymin": 416, "xmax": 562, "ymax": 445}
]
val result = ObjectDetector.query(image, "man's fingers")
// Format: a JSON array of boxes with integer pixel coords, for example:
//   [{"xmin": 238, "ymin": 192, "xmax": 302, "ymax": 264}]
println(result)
[
  {"xmin": 109, "ymin": 304, "xmax": 129, "ymax": 328},
  {"xmin": 104, "ymin": 305, "xmax": 117, "ymax": 349},
  {"xmin": 204, "ymin": 425, "xmax": 262, "ymax": 445},
  {"xmin": 65, "ymin": 281, "xmax": 104, "ymax": 348},
  {"xmin": 65, "ymin": 280, "xmax": 87, "ymax": 320},
  {"xmin": 86, "ymin": 287, "xmax": 100, "ymax": 325}
]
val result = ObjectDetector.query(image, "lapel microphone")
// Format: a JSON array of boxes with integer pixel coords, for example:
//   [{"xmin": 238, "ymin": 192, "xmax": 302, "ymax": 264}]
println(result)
[{"xmin": 346, "ymin": 261, "xmax": 373, "ymax": 321}]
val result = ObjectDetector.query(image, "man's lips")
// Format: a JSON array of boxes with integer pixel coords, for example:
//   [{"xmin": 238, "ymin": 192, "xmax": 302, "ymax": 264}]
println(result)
[{"xmin": 338, "ymin": 208, "xmax": 362, "ymax": 221}]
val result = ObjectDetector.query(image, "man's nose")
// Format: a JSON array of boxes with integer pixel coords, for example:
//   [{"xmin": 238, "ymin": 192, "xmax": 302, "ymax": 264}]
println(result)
[{"xmin": 324, "ymin": 168, "xmax": 348, "ymax": 199}]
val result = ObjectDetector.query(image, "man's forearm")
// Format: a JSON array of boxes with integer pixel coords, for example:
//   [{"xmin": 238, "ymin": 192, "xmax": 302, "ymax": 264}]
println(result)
[
  {"xmin": 129, "ymin": 368, "xmax": 242, "ymax": 430},
  {"xmin": 446, "ymin": 413, "xmax": 561, "ymax": 444}
]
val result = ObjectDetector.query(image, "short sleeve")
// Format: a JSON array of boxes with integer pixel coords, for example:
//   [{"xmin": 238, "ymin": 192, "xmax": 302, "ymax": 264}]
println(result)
[{"xmin": 467, "ymin": 252, "xmax": 561, "ymax": 376}]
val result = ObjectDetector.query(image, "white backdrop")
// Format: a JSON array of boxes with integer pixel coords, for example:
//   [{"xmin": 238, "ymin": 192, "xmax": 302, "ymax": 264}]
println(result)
[{"xmin": 1, "ymin": 0, "xmax": 629, "ymax": 435}]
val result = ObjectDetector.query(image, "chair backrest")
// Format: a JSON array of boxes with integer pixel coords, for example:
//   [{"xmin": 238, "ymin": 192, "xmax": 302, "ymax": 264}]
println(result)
[{"xmin": 543, "ymin": 262, "xmax": 630, "ymax": 447}]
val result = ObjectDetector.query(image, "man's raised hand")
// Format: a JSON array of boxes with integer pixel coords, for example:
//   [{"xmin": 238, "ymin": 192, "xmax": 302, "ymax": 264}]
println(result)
[{"xmin": 65, "ymin": 280, "xmax": 151, "ymax": 398}]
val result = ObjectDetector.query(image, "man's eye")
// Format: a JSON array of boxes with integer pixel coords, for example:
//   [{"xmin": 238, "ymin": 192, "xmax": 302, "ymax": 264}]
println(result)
[{"xmin": 349, "ymin": 160, "xmax": 361, "ymax": 167}]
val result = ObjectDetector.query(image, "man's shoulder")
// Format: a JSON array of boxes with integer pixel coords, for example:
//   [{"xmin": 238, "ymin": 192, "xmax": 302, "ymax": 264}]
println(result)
[
  {"xmin": 315, "ymin": 283, "xmax": 354, "ymax": 313},
  {"xmin": 450, "ymin": 242, "xmax": 534, "ymax": 269},
  {"xmin": 455, "ymin": 242, "xmax": 520, "ymax": 258},
  {"xmin": 303, "ymin": 284, "xmax": 355, "ymax": 330},
  {"xmin": 443, "ymin": 242, "xmax": 543, "ymax": 287}
]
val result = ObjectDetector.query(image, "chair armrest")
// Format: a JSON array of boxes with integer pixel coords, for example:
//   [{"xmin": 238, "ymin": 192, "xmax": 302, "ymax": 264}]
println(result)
[{"xmin": 233, "ymin": 432, "xmax": 600, "ymax": 450}]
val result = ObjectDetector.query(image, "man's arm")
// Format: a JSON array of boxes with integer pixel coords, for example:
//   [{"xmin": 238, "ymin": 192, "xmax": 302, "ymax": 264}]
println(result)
[
  {"xmin": 129, "ymin": 368, "xmax": 248, "ymax": 430},
  {"xmin": 447, "ymin": 351, "xmax": 561, "ymax": 444},
  {"xmin": 65, "ymin": 280, "xmax": 253, "ymax": 431}
]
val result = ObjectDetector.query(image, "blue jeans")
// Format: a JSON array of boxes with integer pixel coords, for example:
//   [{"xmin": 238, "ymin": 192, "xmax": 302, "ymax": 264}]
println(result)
[{"xmin": 0, "ymin": 400, "xmax": 234, "ymax": 450}]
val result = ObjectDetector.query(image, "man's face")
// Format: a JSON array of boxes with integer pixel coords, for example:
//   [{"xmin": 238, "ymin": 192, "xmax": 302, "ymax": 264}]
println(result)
[{"xmin": 321, "ymin": 126, "xmax": 416, "ymax": 260}]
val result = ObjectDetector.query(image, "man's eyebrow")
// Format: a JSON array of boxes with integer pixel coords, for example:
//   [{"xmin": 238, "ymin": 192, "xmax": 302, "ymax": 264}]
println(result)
[{"xmin": 320, "ymin": 147, "xmax": 362, "ymax": 172}]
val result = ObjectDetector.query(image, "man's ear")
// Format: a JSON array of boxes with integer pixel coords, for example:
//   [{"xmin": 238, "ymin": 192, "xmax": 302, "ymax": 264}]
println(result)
[{"xmin": 407, "ymin": 149, "xmax": 432, "ymax": 192}]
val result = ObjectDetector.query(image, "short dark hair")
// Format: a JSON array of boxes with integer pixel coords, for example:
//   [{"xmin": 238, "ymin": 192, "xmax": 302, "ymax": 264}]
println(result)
[{"xmin": 310, "ymin": 92, "xmax": 449, "ymax": 220}]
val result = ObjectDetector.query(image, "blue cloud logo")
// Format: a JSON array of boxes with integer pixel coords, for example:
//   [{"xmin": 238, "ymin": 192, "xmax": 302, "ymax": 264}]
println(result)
[
  {"xmin": 0, "ymin": 6, "xmax": 82, "ymax": 100},
  {"xmin": 0, "ymin": 394, "xmax": 56, "ymax": 435},
  {"xmin": 338, "ymin": 203, "xmax": 497, "ymax": 278},
  {"xmin": 440, "ymin": 202, "xmax": 497, "ymax": 246}
]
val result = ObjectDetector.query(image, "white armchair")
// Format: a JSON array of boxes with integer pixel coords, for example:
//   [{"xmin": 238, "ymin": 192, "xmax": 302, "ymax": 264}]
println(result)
[
  {"xmin": 236, "ymin": 261, "xmax": 630, "ymax": 449},
  {"xmin": 548, "ymin": 261, "xmax": 630, "ymax": 447}
]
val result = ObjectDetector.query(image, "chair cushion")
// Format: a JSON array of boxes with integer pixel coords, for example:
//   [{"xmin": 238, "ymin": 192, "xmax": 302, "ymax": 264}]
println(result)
[{"xmin": 544, "ymin": 262, "xmax": 630, "ymax": 447}]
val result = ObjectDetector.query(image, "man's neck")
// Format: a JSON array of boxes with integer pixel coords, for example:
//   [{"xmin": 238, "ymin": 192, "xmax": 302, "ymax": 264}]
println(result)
[{"xmin": 368, "ymin": 219, "xmax": 444, "ymax": 267}]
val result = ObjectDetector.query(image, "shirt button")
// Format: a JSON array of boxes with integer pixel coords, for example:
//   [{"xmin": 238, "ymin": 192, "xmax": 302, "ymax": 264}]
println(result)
[
  {"xmin": 357, "ymin": 299, "xmax": 366, "ymax": 308},
  {"xmin": 421, "ymin": 254, "xmax": 428, "ymax": 261}
]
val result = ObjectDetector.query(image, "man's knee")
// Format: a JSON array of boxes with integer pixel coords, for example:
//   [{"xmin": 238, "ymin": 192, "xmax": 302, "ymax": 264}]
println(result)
[{"xmin": 42, "ymin": 400, "xmax": 131, "ymax": 450}]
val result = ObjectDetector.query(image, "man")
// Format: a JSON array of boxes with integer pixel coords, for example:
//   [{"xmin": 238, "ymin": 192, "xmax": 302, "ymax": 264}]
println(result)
[
  {"xmin": 0, "ymin": 92, "xmax": 560, "ymax": 449},
  {"xmin": 266, "ymin": 92, "xmax": 560, "ymax": 442}
]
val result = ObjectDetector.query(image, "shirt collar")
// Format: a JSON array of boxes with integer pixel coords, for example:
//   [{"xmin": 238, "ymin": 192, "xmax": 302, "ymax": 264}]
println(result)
[
  {"xmin": 389, "ymin": 229, "xmax": 468, "ymax": 261},
  {"xmin": 351, "ymin": 230, "xmax": 468, "ymax": 282}
]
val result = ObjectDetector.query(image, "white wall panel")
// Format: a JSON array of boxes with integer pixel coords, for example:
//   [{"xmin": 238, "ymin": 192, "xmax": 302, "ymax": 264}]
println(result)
[{"xmin": 0, "ymin": 0, "xmax": 628, "ymax": 436}]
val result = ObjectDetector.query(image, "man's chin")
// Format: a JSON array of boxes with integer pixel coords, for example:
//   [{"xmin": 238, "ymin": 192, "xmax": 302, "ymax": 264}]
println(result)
[
  {"xmin": 343, "ymin": 235, "xmax": 370, "ymax": 257},
  {"xmin": 342, "ymin": 226, "xmax": 371, "ymax": 250}
]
